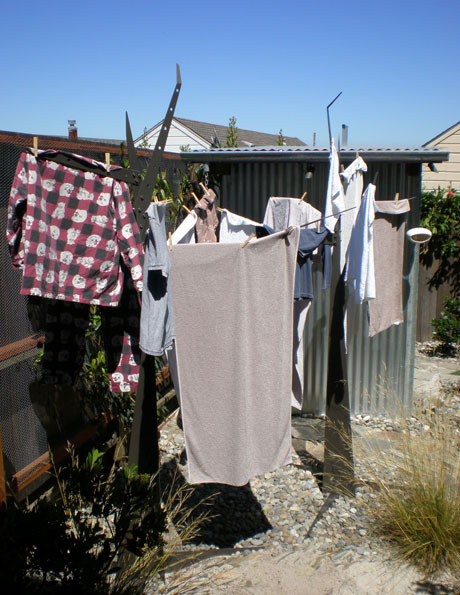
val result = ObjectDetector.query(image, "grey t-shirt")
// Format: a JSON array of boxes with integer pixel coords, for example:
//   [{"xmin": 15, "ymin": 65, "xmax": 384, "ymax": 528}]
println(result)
[{"xmin": 139, "ymin": 203, "xmax": 175, "ymax": 356}]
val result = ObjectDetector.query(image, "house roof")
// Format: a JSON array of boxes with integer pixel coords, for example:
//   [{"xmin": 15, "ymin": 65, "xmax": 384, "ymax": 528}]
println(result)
[
  {"xmin": 140, "ymin": 117, "xmax": 306, "ymax": 147},
  {"xmin": 181, "ymin": 145, "xmax": 449, "ymax": 163},
  {"xmin": 0, "ymin": 129, "xmax": 179, "ymax": 159},
  {"xmin": 423, "ymin": 120, "xmax": 460, "ymax": 147}
]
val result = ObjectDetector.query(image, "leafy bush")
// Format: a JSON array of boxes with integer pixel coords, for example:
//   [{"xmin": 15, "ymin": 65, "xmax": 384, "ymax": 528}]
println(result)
[
  {"xmin": 431, "ymin": 296, "xmax": 460, "ymax": 356},
  {"xmin": 420, "ymin": 187, "xmax": 460, "ymax": 295},
  {"xmin": 0, "ymin": 446, "xmax": 210, "ymax": 593},
  {"xmin": 0, "ymin": 446, "xmax": 164, "ymax": 593}
]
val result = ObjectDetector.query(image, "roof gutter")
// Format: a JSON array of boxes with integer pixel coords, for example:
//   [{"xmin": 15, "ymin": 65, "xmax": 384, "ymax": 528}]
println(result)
[{"xmin": 181, "ymin": 147, "xmax": 449, "ymax": 164}]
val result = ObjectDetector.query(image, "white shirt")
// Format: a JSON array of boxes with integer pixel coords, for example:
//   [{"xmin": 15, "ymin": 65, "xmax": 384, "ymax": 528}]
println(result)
[
  {"xmin": 340, "ymin": 156, "xmax": 367, "ymax": 272},
  {"xmin": 219, "ymin": 209, "xmax": 262, "ymax": 243},
  {"xmin": 264, "ymin": 197, "xmax": 321, "ymax": 230},
  {"xmin": 324, "ymin": 139, "xmax": 345, "ymax": 233},
  {"xmin": 345, "ymin": 183, "xmax": 376, "ymax": 304},
  {"xmin": 171, "ymin": 211, "xmax": 197, "ymax": 245}
]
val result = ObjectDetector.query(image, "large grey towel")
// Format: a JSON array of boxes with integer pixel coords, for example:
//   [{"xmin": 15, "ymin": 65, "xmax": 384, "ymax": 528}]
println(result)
[
  {"xmin": 368, "ymin": 199, "xmax": 410, "ymax": 337},
  {"xmin": 169, "ymin": 228, "xmax": 300, "ymax": 485}
]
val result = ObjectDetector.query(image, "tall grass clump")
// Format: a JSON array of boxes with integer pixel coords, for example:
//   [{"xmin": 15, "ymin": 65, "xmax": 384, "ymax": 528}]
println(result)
[{"xmin": 357, "ymin": 404, "xmax": 460, "ymax": 577}]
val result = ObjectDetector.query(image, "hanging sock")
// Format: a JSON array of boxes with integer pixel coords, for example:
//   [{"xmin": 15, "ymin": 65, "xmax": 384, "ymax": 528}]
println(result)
[{"xmin": 194, "ymin": 188, "xmax": 219, "ymax": 243}]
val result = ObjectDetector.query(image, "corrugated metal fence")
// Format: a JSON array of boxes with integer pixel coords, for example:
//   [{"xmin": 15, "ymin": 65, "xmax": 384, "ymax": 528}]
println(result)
[{"xmin": 216, "ymin": 159, "xmax": 422, "ymax": 416}]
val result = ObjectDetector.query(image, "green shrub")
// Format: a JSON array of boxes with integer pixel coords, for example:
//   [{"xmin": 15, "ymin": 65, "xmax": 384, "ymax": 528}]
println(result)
[
  {"xmin": 431, "ymin": 296, "xmax": 460, "ymax": 356},
  {"xmin": 0, "ymin": 446, "xmax": 164, "ymax": 592}
]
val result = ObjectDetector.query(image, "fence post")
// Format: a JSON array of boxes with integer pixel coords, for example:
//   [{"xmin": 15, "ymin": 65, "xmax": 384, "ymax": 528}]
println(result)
[{"xmin": 0, "ymin": 424, "xmax": 6, "ymax": 507}]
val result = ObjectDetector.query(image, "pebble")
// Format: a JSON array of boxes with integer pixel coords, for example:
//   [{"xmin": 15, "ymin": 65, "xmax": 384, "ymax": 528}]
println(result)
[{"xmin": 157, "ymin": 345, "xmax": 459, "ymax": 581}]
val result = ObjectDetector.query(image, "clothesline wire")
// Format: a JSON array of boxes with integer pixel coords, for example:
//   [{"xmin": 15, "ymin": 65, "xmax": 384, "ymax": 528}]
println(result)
[
  {"xmin": 298, "ymin": 195, "xmax": 416, "ymax": 231},
  {"xmin": 298, "ymin": 206, "xmax": 356, "ymax": 229}
]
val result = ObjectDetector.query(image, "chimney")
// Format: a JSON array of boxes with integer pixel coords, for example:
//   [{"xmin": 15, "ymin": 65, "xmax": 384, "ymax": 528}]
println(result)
[
  {"xmin": 68, "ymin": 120, "xmax": 78, "ymax": 140},
  {"xmin": 341, "ymin": 124, "xmax": 348, "ymax": 147}
]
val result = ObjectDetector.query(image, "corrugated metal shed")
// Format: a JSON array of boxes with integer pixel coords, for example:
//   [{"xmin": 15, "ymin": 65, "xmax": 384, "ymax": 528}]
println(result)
[{"xmin": 182, "ymin": 146, "xmax": 448, "ymax": 416}]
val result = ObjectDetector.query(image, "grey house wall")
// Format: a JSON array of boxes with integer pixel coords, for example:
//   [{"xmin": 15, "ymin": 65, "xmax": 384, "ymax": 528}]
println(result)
[{"xmin": 200, "ymin": 157, "xmax": 427, "ymax": 416}]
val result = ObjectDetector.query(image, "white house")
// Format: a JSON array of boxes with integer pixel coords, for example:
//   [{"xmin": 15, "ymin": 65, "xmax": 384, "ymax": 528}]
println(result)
[
  {"xmin": 135, "ymin": 117, "xmax": 306, "ymax": 153},
  {"xmin": 422, "ymin": 120, "xmax": 459, "ymax": 191}
]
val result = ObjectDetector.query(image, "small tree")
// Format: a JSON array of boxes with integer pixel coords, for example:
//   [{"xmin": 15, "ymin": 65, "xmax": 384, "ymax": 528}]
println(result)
[
  {"xmin": 138, "ymin": 126, "xmax": 150, "ymax": 149},
  {"xmin": 277, "ymin": 129, "xmax": 286, "ymax": 146},
  {"xmin": 225, "ymin": 116, "xmax": 239, "ymax": 148}
]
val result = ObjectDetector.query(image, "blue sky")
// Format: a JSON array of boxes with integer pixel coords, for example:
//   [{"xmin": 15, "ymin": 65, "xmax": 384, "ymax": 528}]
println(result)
[{"xmin": 2, "ymin": 0, "xmax": 459, "ymax": 147}]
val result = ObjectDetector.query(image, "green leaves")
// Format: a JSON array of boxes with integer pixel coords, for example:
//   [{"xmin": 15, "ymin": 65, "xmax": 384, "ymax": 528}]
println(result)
[
  {"xmin": 225, "ymin": 116, "xmax": 239, "ymax": 148},
  {"xmin": 431, "ymin": 297, "xmax": 460, "ymax": 356},
  {"xmin": 420, "ymin": 187, "xmax": 460, "ymax": 294}
]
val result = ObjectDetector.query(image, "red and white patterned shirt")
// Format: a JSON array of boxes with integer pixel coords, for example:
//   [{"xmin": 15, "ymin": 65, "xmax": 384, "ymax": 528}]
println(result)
[{"xmin": 7, "ymin": 150, "xmax": 144, "ymax": 305}]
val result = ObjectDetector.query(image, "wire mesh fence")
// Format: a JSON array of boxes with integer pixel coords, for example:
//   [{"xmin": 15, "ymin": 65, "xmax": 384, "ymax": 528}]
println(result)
[{"xmin": 0, "ymin": 134, "xmax": 181, "ymax": 494}]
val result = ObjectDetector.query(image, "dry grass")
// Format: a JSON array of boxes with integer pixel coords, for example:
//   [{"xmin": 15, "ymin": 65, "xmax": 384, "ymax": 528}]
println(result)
[
  {"xmin": 111, "ymin": 469, "xmax": 217, "ymax": 594},
  {"xmin": 352, "ymin": 401, "xmax": 460, "ymax": 578}
]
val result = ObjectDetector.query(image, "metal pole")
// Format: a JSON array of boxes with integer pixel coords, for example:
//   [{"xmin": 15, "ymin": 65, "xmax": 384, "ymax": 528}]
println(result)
[
  {"xmin": 326, "ymin": 92, "xmax": 342, "ymax": 147},
  {"xmin": 323, "ymin": 230, "xmax": 355, "ymax": 495}
]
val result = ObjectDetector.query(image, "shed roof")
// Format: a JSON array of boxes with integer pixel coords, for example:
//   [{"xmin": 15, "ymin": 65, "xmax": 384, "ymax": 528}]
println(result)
[{"xmin": 181, "ymin": 145, "xmax": 449, "ymax": 163}]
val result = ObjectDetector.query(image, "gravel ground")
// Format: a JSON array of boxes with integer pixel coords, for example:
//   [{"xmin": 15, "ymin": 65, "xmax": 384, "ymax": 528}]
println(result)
[{"xmin": 150, "ymin": 348, "xmax": 460, "ymax": 594}]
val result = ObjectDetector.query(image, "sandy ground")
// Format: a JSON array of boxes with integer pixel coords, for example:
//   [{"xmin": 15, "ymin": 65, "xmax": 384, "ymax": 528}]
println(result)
[{"xmin": 155, "ymin": 351, "xmax": 460, "ymax": 595}]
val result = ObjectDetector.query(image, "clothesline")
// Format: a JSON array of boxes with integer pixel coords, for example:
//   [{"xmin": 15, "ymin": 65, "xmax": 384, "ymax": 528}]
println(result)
[{"xmin": 298, "ymin": 206, "xmax": 356, "ymax": 229}]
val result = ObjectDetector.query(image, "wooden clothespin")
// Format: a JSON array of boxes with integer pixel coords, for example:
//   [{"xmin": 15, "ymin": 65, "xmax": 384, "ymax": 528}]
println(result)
[
  {"xmin": 199, "ymin": 182, "xmax": 209, "ymax": 194},
  {"xmin": 105, "ymin": 152, "xmax": 111, "ymax": 169},
  {"xmin": 298, "ymin": 191, "xmax": 307, "ymax": 204},
  {"xmin": 182, "ymin": 203, "xmax": 193, "ymax": 215},
  {"xmin": 192, "ymin": 192, "xmax": 201, "ymax": 206},
  {"xmin": 168, "ymin": 232, "xmax": 173, "ymax": 250},
  {"xmin": 356, "ymin": 151, "xmax": 360, "ymax": 158},
  {"xmin": 241, "ymin": 232, "xmax": 255, "ymax": 248},
  {"xmin": 340, "ymin": 164, "xmax": 345, "ymax": 172},
  {"xmin": 33, "ymin": 136, "xmax": 38, "ymax": 157},
  {"xmin": 395, "ymin": 192, "xmax": 400, "ymax": 201}
]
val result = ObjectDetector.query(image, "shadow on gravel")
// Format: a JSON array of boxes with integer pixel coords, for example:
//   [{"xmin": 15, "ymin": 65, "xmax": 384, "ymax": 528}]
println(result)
[
  {"xmin": 414, "ymin": 580, "xmax": 460, "ymax": 594},
  {"xmin": 293, "ymin": 448, "xmax": 324, "ymax": 489},
  {"xmin": 160, "ymin": 455, "xmax": 272, "ymax": 548}
]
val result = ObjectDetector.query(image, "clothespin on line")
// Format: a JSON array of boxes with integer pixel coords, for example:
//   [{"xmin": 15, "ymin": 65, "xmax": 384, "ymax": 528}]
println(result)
[
  {"xmin": 241, "ymin": 232, "xmax": 255, "ymax": 248},
  {"xmin": 168, "ymin": 232, "xmax": 173, "ymax": 250},
  {"xmin": 33, "ymin": 136, "xmax": 38, "ymax": 157},
  {"xmin": 199, "ymin": 182, "xmax": 209, "ymax": 195},
  {"xmin": 182, "ymin": 203, "xmax": 193, "ymax": 215},
  {"xmin": 105, "ymin": 152, "xmax": 110, "ymax": 170},
  {"xmin": 298, "ymin": 191, "xmax": 307, "ymax": 204},
  {"xmin": 395, "ymin": 192, "xmax": 400, "ymax": 201},
  {"xmin": 191, "ymin": 192, "xmax": 201, "ymax": 206}
]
